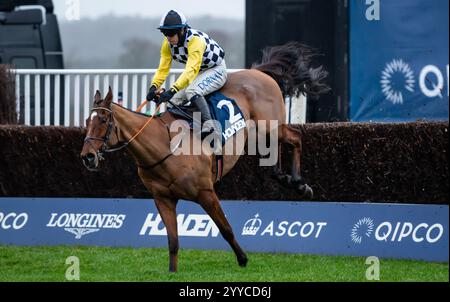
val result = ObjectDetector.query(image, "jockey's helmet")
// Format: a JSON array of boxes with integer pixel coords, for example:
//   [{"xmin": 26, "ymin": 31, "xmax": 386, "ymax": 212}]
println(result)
[{"xmin": 158, "ymin": 10, "xmax": 188, "ymax": 37}]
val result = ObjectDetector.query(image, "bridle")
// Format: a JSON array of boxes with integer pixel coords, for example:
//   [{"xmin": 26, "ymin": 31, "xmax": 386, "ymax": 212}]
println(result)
[
  {"xmin": 83, "ymin": 104, "xmax": 173, "ymax": 168},
  {"xmin": 83, "ymin": 107, "xmax": 117, "ymax": 160}
]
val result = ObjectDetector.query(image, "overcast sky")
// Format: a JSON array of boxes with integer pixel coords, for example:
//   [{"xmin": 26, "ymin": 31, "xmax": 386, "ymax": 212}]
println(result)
[{"xmin": 53, "ymin": 0, "xmax": 245, "ymax": 21}]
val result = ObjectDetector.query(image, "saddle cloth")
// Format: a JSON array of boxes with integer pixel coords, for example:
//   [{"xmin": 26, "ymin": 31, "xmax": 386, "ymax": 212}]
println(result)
[{"xmin": 167, "ymin": 91, "xmax": 246, "ymax": 146}]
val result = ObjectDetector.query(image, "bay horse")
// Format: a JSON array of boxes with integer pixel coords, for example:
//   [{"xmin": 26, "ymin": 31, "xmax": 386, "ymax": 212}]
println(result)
[{"xmin": 80, "ymin": 42, "xmax": 329, "ymax": 272}]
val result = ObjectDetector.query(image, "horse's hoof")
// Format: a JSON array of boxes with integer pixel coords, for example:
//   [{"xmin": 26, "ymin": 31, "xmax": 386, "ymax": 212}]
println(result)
[
  {"xmin": 238, "ymin": 256, "xmax": 248, "ymax": 267},
  {"xmin": 298, "ymin": 184, "xmax": 314, "ymax": 199},
  {"xmin": 290, "ymin": 176, "xmax": 303, "ymax": 186}
]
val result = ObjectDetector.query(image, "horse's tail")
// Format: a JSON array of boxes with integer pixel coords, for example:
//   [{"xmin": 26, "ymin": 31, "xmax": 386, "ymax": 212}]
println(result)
[{"xmin": 252, "ymin": 41, "xmax": 330, "ymax": 99}]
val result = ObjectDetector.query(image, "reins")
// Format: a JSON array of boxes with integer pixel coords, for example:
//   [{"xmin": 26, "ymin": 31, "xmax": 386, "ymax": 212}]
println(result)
[{"xmin": 105, "ymin": 103, "xmax": 162, "ymax": 153}]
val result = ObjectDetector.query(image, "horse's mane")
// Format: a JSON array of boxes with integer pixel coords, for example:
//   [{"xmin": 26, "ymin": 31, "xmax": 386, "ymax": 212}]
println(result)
[{"xmin": 252, "ymin": 41, "xmax": 330, "ymax": 99}]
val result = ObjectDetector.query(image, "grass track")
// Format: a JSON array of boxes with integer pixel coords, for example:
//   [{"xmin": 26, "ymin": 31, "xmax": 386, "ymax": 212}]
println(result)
[{"xmin": 0, "ymin": 245, "xmax": 448, "ymax": 282}]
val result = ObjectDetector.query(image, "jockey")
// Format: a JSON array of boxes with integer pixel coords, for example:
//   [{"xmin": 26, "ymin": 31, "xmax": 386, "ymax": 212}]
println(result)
[{"xmin": 147, "ymin": 10, "xmax": 227, "ymax": 134}]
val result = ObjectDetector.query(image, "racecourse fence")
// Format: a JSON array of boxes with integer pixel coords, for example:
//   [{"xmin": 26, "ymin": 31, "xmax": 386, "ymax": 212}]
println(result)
[
  {"xmin": 0, "ymin": 121, "xmax": 447, "ymax": 204},
  {"xmin": 0, "ymin": 119, "xmax": 448, "ymax": 262},
  {"xmin": 12, "ymin": 69, "xmax": 307, "ymax": 126}
]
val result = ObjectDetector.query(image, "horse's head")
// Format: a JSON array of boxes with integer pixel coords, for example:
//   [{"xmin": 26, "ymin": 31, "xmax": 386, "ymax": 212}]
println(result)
[{"xmin": 80, "ymin": 87, "xmax": 119, "ymax": 171}]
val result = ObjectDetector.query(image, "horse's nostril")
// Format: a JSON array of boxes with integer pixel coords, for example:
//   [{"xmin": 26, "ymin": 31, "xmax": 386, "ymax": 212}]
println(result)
[
  {"xmin": 81, "ymin": 153, "xmax": 96, "ymax": 166},
  {"xmin": 86, "ymin": 153, "xmax": 96, "ymax": 161}
]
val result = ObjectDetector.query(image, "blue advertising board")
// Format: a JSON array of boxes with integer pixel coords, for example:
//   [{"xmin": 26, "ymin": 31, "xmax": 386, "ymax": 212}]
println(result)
[
  {"xmin": 350, "ymin": 0, "xmax": 449, "ymax": 122},
  {"xmin": 0, "ymin": 198, "xmax": 448, "ymax": 262}
]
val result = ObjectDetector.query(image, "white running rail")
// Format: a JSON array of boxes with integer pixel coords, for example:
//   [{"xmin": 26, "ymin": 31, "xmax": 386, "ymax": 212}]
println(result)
[{"xmin": 12, "ymin": 69, "xmax": 306, "ymax": 126}]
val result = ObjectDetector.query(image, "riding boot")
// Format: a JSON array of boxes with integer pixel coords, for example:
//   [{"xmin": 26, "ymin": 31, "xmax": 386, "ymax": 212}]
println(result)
[
  {"xmin": 190, "ymin": 94, "xmax": 216, "ymax": 138},
  {"xmin": 191, "ymin": 94, "xmax": 213, "ymax": 122}
]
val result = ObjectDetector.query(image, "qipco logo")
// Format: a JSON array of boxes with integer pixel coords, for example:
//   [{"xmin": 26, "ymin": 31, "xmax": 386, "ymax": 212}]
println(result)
[
  {"xmin": 375, "ymin": 222, "xmax": 444, "ymax": 244},
  {"xmin": 0, "ymin": 212, "xmax": 28, "ymax": 230}
]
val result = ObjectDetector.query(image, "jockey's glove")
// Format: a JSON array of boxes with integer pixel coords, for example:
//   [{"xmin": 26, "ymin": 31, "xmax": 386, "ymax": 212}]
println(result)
[
  {"xmin": 157, "ymin": 88, "xmax": 176, "ymax": 104},
  {"xmin": 146, "ymin": 85, "xmax": 158, "ymax": 101}
]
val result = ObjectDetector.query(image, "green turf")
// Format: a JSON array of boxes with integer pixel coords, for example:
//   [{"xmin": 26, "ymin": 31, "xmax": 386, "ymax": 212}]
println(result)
[{"xmin": 0, "ymin": 245, "xmax": 447, "ymax": 282}]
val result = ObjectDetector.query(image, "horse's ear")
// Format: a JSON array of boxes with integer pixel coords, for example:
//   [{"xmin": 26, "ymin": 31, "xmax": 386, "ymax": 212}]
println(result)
[
  {"xmin": 104, "ymin": 86, "xmax": 113, "ymax": 105},
  {"xmin": 94, "ymin": 90, "xmax": 102, "ymax": 104}
]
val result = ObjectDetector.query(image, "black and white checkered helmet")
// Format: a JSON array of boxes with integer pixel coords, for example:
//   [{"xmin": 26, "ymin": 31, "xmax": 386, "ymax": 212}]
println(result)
[{"xmin": 158, "ymin": 10, "xmax": 188, "ymax": 29}]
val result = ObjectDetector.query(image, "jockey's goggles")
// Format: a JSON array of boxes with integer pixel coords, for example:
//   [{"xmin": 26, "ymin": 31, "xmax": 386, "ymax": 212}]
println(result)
[{"xmin": 161, "ymin": 28, "xmax": 180, "ymax": 37}]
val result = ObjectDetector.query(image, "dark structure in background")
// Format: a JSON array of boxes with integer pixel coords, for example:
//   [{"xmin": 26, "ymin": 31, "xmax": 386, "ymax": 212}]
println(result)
[
  {"xmin": 0, "ymin": 0, "xmax": 63, "ymax": 68},
  {"xmin": 0, "ymin": 0, "xmax": 64, "ymax": 124},
  {"xmin": 246, "ymin": 0, "xmax": 348, "ymax": 122}
]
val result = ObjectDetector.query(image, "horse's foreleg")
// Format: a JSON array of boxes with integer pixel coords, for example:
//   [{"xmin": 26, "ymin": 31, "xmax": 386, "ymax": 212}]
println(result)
[
  {"xmin": 279, "ymin": 124, "xmax": 313, "ymax": 199},
  {"xmin": 154, "ymin": 196, "xmax": 179, "ymax": 272},
  {"xmin": 198, "ymin": 190, "xmax": 248, "ymax": 267}
]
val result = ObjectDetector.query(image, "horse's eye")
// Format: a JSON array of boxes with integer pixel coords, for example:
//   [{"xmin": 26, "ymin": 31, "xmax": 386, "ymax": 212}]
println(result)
[{"xmin": 101, "ymin": 117, "xmax": 108, "ymax": 123}]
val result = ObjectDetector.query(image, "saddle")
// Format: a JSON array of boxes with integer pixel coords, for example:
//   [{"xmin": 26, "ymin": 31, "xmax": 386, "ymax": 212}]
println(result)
[
  {"xmin": 166, "ymin": 101, "xmax": 198, "ymax": 124},
  {"xmin": 166, "ymin": 92, "xmax": 245, "ymax": 143}
]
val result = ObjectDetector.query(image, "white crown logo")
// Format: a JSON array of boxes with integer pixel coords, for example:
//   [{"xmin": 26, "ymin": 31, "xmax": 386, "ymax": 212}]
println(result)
[{"xmin": 242, "ymin": 214, "xmax": 262, "ymax": 236}]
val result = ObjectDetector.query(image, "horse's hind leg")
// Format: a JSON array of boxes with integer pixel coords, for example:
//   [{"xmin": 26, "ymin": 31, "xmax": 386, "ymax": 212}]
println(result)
[
  {"xmin": 272, "ymin": 142, "xmax": 293, "ymax": 186},
  {"xmin": 278, "ymin": 124, "xmax": 313, "ymax": 199},
  {"xmin": 198, "ymin": 190, "xmax": 248, "ymax": 267},
  {"xmin": 154, "ymin": 196, "xmax": 179, "ymax": 272}
]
